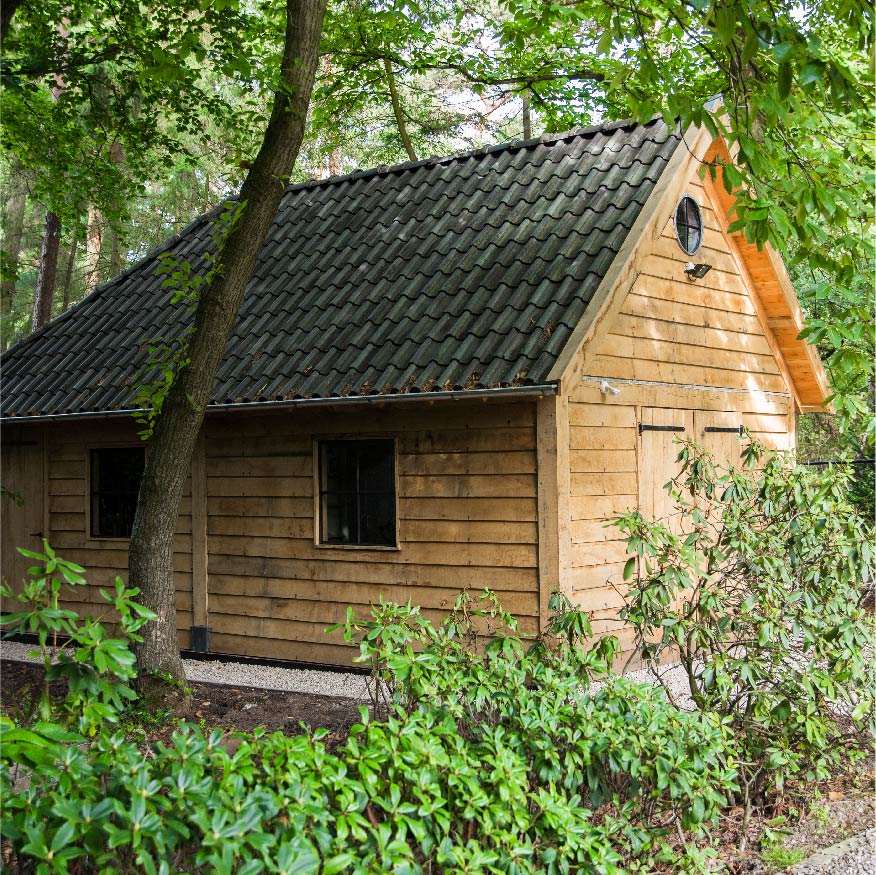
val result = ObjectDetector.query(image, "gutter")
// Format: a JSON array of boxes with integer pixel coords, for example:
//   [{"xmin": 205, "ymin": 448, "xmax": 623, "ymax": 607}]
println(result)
[{"xmin": 0, "ymin": 384, "xmax": 557, "ymax": 424}]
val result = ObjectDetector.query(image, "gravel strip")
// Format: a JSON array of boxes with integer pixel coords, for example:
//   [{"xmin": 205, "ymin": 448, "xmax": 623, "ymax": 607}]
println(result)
[
  {"xmin": 0, "ymin": 640, "xmax": 370, "ymax": 701},
  {"xmin": 792, "ymin": 829, "xmax": 875, "ymax": 875},
  {"xmin": 0, "ymin": 639, "xmax": 698, "ymax": 703}
]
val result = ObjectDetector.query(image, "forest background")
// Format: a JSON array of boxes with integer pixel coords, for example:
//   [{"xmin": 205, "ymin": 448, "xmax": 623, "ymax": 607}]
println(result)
[{"xmin": 1, "ymin": 0, "xmax": 873, "ymax": 464}]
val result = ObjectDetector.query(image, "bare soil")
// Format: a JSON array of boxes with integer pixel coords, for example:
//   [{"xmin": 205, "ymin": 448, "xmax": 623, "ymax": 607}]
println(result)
[{"xmin": 0, "ymin": 658, "xmax": 363, "ymax": 749}]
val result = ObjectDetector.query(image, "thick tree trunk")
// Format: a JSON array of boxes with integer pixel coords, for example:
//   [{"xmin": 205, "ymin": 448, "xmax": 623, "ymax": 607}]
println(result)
[
  {"xmin": 128, "ymin": 0, "xmax": 327, "ymax": 705},
  {"xmin": 84, "ymin": 205, "xmax": 102, "ymax": 293},
  {"xmin": 61, "ymin": 222, "xmax": 79, "ymax": 310},
  {"xmin": 384, "ymin": 57, "xmax": 417, "ymax": 161},
  {"xmin": 31, "ymin": 210, "xmax": 61, "ymax": 331},
  {"xmin": 1, "ymin": 161, "xmax": 27, "ymax": 320}
]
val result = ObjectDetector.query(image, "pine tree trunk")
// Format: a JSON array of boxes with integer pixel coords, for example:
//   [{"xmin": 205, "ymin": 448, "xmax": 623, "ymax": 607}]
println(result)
[
  {"xmin": 61, "ymin": 223, "xmax": 79, "ymax": 310},
  {"xmin": 107, "ymin": 142, "xmax": 125, "ymax": 278},
  {"xmin": 128, "ymin": 0, "xmax": 328, "ymax": 706},
  {"xmin": 384, "ymin": 57, "xmax": 417, "ymax": 161},
  {"xmin": 1, "ymin": 161, "xmax": 27, "ymax": 322},
  {"xmin": 31, "ymin": 209, "xmax": 61, "ymax": 331},
  {"xmin": 109, "ymin": 223, "xmax": 123, "ymax": 278},
  {"xmin": 328, "ymin": 146, "xmax": 342, "ymax": 176},
  {"xmin": 84, "ymin": 205, "xmax": 102, "ymax": 294}
]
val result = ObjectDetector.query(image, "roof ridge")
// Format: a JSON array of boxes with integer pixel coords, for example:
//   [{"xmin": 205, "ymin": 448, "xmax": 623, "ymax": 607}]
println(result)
[{"xmin": 289, "ymin": 115, "xmax": 666, "ymax": 193}]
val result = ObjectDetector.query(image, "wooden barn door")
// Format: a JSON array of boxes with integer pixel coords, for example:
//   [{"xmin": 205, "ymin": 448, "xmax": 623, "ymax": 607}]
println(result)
[
  {"xmin": 693, "ymin": 411, "xmax": 744, "ymax": 469},
  {"xmin": 1, "ymin": 435, "xmax": 45, "ymax": 595},
  {"xmin": 637, "ymin": 408, "xmax": 694, "ymax": 524}
]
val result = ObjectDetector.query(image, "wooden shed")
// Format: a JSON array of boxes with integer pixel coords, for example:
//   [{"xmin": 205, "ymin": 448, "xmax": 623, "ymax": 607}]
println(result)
[{"xmin": 0, "ymin": 116, "xmax": 829, "ymax": 665}]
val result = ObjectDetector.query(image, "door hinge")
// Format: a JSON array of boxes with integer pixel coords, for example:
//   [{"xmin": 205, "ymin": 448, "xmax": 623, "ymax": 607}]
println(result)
[{"xmin": 638, "ymin": 424, "xmax": 685, "ymax": 434}]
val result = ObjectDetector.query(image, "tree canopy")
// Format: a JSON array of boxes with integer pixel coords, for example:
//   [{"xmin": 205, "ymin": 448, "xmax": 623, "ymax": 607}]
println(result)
[{"xmin": 2, "ymin": 0, "xmax": 872, "ymax": 442}]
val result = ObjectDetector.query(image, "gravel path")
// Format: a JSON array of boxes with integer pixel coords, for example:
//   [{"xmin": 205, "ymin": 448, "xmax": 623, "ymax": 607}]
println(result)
[
  {"xmin": 0, "ymin": 640, "xmax": 371, "ymax": 700},
  {"xmin": 792, "ymin": 829, "xmax": 875, "ymax": 874},
  {"xmin": 1, "ymin": 639, "xmax": 697, "ymax": 703}
]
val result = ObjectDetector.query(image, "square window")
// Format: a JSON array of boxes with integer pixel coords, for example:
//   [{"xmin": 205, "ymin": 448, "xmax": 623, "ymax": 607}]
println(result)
[
  {"xmin": 318, "ymin": 440, "xmax": 396, "ymax": 547},
  {"xmin": 90, "ymin": 447, "xmax": 145, "ymax": 538}
]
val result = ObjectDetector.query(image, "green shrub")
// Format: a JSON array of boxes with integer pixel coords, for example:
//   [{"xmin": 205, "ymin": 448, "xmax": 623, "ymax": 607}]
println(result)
[
  {"xmin": 0, "ymin": 542, "xmax": 155, "ymax": 734},
  {"xmin": 1, "ymin": 566, "xmax": 739, "ymax": 874},
  {"xmin": 615, "ymin": 440, "xmax": 875, "ymax": 825}
]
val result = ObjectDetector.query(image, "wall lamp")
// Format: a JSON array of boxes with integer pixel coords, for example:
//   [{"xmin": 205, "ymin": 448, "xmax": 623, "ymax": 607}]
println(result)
[
  {"xmin": 685, "ymin": 261, "xmax": 712, "ymax": 280},
  {"xmin": 599, "ymin": 380, "xmax": 620, "ymax": 396}
]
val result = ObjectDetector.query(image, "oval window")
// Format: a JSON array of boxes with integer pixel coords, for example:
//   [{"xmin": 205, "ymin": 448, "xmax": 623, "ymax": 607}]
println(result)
[{"xmin": 674, "ymin": 195, "xmax": 703, "ymax": 255}]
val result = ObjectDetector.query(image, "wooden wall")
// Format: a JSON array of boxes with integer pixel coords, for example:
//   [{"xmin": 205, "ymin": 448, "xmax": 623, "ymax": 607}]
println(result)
[
  {"xmin": 586, "ymin": 171, "xmax": 789, "ymax": 395},
  {"xmin": 1, "ymin": 401, "xmax": 540, "ymax": 666},
  {"xmin": 564, "ymin": 164, "xmax": 796, "ymax": 657},
  {"xmin": 202, "ymin": 402, "xmax": 539, "ymax": 664},
  {"xmin": 45, "ymin": 419, "xmax": 194, "ymax": 646}
]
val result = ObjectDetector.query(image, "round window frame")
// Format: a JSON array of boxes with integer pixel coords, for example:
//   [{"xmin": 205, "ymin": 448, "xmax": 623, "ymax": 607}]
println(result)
[{"xmin": 674, "ymin": 195, "xmax": 704, "ymax": 256}]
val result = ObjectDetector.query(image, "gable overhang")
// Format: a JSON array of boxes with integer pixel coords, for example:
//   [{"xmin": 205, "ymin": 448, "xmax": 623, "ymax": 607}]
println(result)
[
  {"xmin": 702, "ymin": 138, "xmax": 831, "ymax": 413},
  {"xmin": 548, "ymin": 123, "xmax": 831, "ymax": 414}
]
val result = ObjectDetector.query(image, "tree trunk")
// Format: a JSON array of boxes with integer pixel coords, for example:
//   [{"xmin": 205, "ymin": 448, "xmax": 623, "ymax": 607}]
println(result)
[
  {"xmin": 328, "ymin": 145, "xmax": 342, "ymax": 176},
  {"xmin": 108, "ymin": 223, "xmax": 123, "ymax": 278},
  {"xmin": 128, "ymin": 0, "xmax": 328, "ymax": 706},
  {"xmin": 384, "ymin": 57, "xmax": 417, "ymax": 161},
  {"xmin": 84, "ymin": 205, "xmax": 102, "ymax": 294},
  {"xmin": 1, "ymin": 0, "xmax": 24, "ymax": 43},
  {"xmin": 107, "ymin": 141, "xmax": 125, "ymax": 278},
  {"xmin": 31, "ymin": 210, "xmax": 61, "ymax": 331},
  {"xmin": 61, "ymin": 222, "xmax": 79, "ymax": 310},
  {"xmin": 522, "ymin": 94, "xmax": 532, "ymax": 140},
  {"xmin": 1, "ymin": 160, "xmax": 27, "ymax": 320}
]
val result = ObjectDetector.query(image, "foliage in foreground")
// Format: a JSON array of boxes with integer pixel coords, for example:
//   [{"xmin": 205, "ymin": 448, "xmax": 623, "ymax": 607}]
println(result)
[
  {"xmin": 3, "ymin": 453, "xmax": 872, "ymax": 875},
  {"xmin": 0, "ymin": 544, "xmax": 155, "ymax": 734},
  {"xmin": 2, "ymin": 562, "xmax": 736, "ymax": 874},
  {"xmin": 615, "ymin": 440, "xmax": 875, "ymax": 830}
]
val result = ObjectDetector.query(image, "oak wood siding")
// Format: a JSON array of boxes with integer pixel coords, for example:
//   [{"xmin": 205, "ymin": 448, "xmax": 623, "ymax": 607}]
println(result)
[
  {"xmin": 203, "ymin": 402, "xmax": 539, "ymax": 664},
  {"xmin": 39, "ymin": 421, "xmax": 194, "ymax": 632},
  {"xmin": 565, "ymin": 168, "xmax": 794, "ymax": 659},
  {"xmin": 588, "ymin": 177, "xmax": 787, "ymax": 394},
  {"xmin": 0, "ymin": 425, "xmax": 45, "ymax": 597}
]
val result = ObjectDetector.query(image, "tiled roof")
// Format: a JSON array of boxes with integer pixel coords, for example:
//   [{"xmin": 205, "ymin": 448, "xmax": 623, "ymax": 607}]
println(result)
[{"xmin": 0, "ymin": 117, "xmax": 680, "ymax": 419}]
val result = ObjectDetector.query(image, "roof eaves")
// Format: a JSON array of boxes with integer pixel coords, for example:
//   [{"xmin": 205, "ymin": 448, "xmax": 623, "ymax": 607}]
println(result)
[{"xmin": 0, "ymin": 383, "xmax": 558, "ymax": 424}]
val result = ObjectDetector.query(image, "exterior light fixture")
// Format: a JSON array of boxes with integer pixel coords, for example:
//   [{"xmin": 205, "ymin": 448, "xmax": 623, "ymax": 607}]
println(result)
[
  {"xmin": 599, "ymin": 380, "xmax": 620, "ymax": 396},
  {"xmin": 685, "ymin": 261, "xmax": 712, "ymax": 280}
]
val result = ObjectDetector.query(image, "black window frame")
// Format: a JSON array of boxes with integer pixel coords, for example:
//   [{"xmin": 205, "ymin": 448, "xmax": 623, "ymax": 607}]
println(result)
[
  {"xmin": 89, "ymin": 446, "xmax": 146, "ymax": 539},
  {"xmin": 317, "ymin": 439, "xmax": 397, "ymax": 548},
  {"xmin": 674, "ymin": 194, "xmax": 704, "ymax": 256}
]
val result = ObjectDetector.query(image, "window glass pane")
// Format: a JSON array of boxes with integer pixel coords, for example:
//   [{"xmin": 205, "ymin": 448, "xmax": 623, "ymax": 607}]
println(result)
[
  {"xmin": 90, "ymin": 447, "xmax": 145, "ymax": 538},
  {"xmin": 360, "ymin": 493, "xmax": 396, "ymax": 545},
  {"xmin": 95, "ymin": 448, "xmax": 143, "ymax": 493},
  {"xmin": 319, "ymin": 440, "xmax": 395, "ymax": 546},
  {"xmin": 324, "ymin": 442, "xmax": 356, "ymax": 494},
  {"xmin": 685, "ymin": 198, "xmax": 702, "ymax": 251},
  {"xmin": 324, "ymin": 492, "xmax": 358, "ymax": 544},
  {"xmin": 96, "ymin": 494, "xmax": 140, "ymax": 539},
  {"xmin": 675, "ymin": 196, "xmax": 702, "ymax": 255},
  {"xmin": 358, "ymin": 441, "xmax": 394, "ymax": 493}
]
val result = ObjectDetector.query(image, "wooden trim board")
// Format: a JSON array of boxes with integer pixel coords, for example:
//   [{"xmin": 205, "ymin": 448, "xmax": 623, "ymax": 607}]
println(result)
[{"xmin": 191, "ymin": 428, "xmax": 209, "ymax": 630}]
